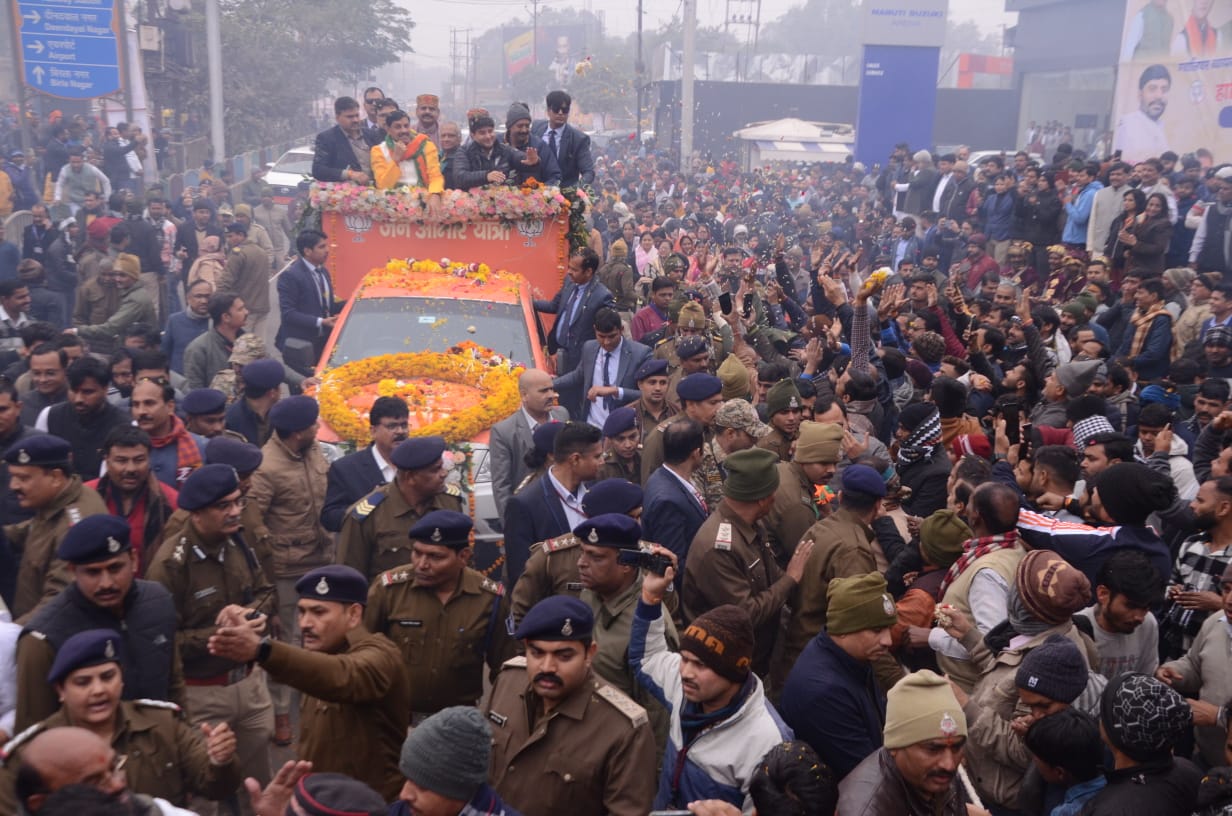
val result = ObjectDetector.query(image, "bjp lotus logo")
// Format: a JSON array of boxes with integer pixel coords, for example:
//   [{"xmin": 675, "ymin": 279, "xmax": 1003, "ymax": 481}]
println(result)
[
  {"xmin": 344, "ymin": 213, "xmax": 373, "ymax": 242},
  {"xmin": 517, "ymin": 218, "xmax": 544, "ymax": 247}
]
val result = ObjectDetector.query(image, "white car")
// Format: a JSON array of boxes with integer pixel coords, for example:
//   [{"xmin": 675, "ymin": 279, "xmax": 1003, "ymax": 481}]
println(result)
[{"xmin": 263, "ymin": 146, "xmax": 313, "ymax": 204}]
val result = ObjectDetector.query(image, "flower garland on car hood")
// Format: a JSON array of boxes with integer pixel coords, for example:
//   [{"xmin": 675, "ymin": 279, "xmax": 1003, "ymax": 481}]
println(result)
[{"xmin": 309, "ymin": 182, "xmax": 567, "ymax": 224}]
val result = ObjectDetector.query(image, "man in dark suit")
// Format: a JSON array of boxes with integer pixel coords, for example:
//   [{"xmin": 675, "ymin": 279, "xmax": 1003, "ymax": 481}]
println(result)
[
  {"xmin": 312, "ymin": 96, "xmax": 379, "ymax": 184},
  {"xmin": 275, "ymin": 228, "xmax": 342, "ymax": 369},
  {"xmin": 641, "ymin": 417, "xmax": 709, "ymax": 585},
  {"xmin": 320, "ymin": 396, "xmax": 408, "ymax": 532},
  {"xmin": 534, "ymin": 247, "xmax": 614, "ymax": 378},
  {"xmin": 488, "ymin": 369, "xmax": 569, "ymax": 521},
  {"xmin": 502, "ymin": 421, "xmax": 602, "ymax": 588},
  {"xmin": 551, "ymin": 307, "xmax": 652, "ymax": 425},
  {"xmin": 360, "ymin": 86, "xmax": 386, "ymax": 136},
  {"xmin": 531, "ymin": 90, "xmax": 594, "ymax": 188}
]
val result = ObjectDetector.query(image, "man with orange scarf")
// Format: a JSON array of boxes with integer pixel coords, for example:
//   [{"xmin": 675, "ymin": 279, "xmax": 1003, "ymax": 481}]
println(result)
[
  {"xmin": 1116, "ymin": 277, "xmax": 1173, "ymax": 382},
  {"xmin": 131, "ymin": 377, "xmax": 205, "ymax": 489},
  {"xmin": 1174, "ymin": 0, "xmax": 1220, "ymax": 57},
  {"xmin": 371, "ymin": 109, "xmax": 444, "ymax": 218}
]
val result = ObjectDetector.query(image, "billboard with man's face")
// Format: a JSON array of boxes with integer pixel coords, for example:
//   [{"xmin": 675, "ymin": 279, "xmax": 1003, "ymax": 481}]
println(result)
[{"xmin": 1113, "ymin": 0, "xmax": 1232, "ymax": 163}]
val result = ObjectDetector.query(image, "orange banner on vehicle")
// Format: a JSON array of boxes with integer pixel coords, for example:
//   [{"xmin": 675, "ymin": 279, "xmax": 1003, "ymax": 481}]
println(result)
[{"xmin": 321, "ymin": 211, "xmax": 568, "ymax": 300}]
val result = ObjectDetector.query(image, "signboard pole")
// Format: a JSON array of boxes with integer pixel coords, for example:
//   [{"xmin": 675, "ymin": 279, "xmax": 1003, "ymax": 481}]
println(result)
[
  {"xmin": 117, "ymin": 0, "xmax": 132, "ymax": 120},
  {"xmin": 5, "ymin": 1, "xmax": 31, "ymax": 155},
  {"xmin": 681, "ymin": 0, "xmax": 695, "ymax": 162}
]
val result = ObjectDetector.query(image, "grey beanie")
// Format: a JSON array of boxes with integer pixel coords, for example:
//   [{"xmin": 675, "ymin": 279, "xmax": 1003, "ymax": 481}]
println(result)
[
  {"xmin": 399, "ymin": 706, "xmax": 491, "ymax": 801},
  {"xmin": 1054, "ymin": 359, "xmax": 1101, "ymax": 396},
  {"xmin": 506, "ymin": 102, "xmax": 532, "ymax": 130}
]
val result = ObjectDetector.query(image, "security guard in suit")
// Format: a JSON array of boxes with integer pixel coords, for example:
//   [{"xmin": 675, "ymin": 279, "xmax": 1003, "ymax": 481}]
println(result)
[
  {"xmin": 336, "ymin": 436, "xmax": 462, "ymax": 583},
  {"xmin": 0, "ymin": 629, "xmax": 241, "ymax": 813},
  {"xmin": 365, "ymin": 511, "xmax": 515, "ymax": 721},
  {"xmin": 485, "ymin": 596, "xmax": 657, "ymax": 816}
]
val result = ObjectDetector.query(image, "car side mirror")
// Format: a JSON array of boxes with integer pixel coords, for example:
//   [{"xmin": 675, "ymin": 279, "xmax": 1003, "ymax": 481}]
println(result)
[{"xmin": 282, "ymin": 337, "xmax": 316, "ymax": 377}]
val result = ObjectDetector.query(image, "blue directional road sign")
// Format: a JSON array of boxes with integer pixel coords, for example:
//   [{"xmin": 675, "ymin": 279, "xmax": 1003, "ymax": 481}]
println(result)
[{"xmin": 14, "ymin": 0, "xmax": 122, "ymax": 100}]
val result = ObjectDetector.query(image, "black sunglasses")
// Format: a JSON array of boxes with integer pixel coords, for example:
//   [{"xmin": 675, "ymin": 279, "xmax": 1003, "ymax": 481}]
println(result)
[
  {"xmin": 365, "ymin": 98, "xmax": 384, "ymax": 106},
  {"xmin": 551, "ymin": 106, "xmax": 570, "ymax": 114}
]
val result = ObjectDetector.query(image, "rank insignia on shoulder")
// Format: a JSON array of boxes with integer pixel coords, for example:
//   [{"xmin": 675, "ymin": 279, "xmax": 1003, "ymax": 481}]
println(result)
[
  {"xmin": 351, "ymin": 491, "xmax": 386, "ymax": 520},
  {"xmin": 543, "ymin": 534, "xmax": 578, "ymax": 553},
  {"xmin": 135, "ymin": 699, "xmax": 182, "ymax": 713},
  {"xmin": 444, "ymin": 483, "xmax": 462, "ymax": 497},
  {"xmin": 715, "ymin": 522, "xmax": 733, "ymax": 552},
  {"xmin": 1, "ymin": 723, "xmax": 44, "ymax": 762},
  {"xmin": 481, "ymin": 578, "xmax": 505, "ymax": 596},
  {"xmin": 565, "ymin": 582, "xmax": 583, "ymax": 592},
  {"xmin": 594, "ymin": 684, "xmax": 649, "ymax": 727},
  {"xmin": 488, "ymin": 711, "xmax": 508, "ymax": 727},
  {"xmin": 382, "ymin": 569, "xmax": 411, "ymax": 587},
  {"xmin": 501, "ymin": 655, "xmax": 528, "ymax": 670}
]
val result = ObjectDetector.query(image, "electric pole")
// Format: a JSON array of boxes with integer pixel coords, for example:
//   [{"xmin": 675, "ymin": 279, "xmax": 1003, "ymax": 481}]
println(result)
[
  {"xmin": 635, "ymin": 0, "xmax": 643, "ymax": 135},
  {"xmin": 681, "ymin": 0, "xmax": 695, "ymax": 164},
  {"xmin": 205, "ymin": 0, "xmax": 224, "ymax": 160}
]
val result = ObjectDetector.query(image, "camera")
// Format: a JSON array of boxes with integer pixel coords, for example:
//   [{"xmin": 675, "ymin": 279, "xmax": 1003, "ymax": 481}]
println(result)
[{"xmin": 617, "ymin": 548, "xmax": 673, "ymax": 576}]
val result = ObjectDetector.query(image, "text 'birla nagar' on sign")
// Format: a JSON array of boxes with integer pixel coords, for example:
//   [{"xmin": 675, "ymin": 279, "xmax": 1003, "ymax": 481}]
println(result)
[{"xmin": 14, "ymin": 0, "xmax": 122, "ymax": 100}]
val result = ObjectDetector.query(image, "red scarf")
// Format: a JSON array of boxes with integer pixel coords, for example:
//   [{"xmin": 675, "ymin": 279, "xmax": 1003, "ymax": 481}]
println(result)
[
  {"xmin": 149, "ymin": 415, "xmax": 203, "ymax": 486},
  {"xmin": 938, "ymin": 531, "xmax": 1019, "ymax": 597}
]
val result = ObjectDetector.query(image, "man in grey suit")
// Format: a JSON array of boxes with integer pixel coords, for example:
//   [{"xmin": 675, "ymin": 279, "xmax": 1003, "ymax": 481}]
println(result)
[
  {"xmin": 488, "ymin": 369, "xmax": 569, "ymax": 521},
  {"xmin": 551, "ymin": 307, "xmax": 652, "ymax": 426}
]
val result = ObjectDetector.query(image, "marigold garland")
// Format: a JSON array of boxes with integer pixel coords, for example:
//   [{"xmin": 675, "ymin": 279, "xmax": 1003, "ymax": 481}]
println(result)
[
  {"xmin": 317, "ymin": 343, "xmax": 524, "ymax": 445},
  {"xmin": 359, "ymin": 257, "xmax": 523, "ymax": 298}
]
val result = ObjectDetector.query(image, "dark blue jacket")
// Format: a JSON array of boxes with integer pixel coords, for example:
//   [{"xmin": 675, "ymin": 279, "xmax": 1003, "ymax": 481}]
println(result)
[
  {"xmin": 225, "ymin": 398, "xmax": 268, "ymax": 447},
  {"xmin": 531, "ymin": 122, "xmax": 594, "ymax": 187},
  {"xmin": 641, "ymin": 465, "xmax": 708, "ymax": 580},
  {"xmin": 979, "ymin": 190, "xmax": 1016, "ymax": 240},
  {"xmin": 276, "ymin": 257, "xmax": 342, "ymax": 362},
  {"xmin": 321, "ymin": 446, "xmax": 386, "ymax": 533},
  {"xmin": 1115, "ymin": 312, "xmax": 1172, "ymax": 381},
  {"xmin": 162, "ymin": 311, "xmax": 210, "ymax": 375},
  {"xmin": 778, "ymin": 631, "xmax": 886, "ymax": 779},
  {"xmin": 1017, "ymin": 509, "xmax": 1173, "ymax": 587},
  {"xmin": 502, "ymin": 474, "xmax": 571, "ymax": 588}
]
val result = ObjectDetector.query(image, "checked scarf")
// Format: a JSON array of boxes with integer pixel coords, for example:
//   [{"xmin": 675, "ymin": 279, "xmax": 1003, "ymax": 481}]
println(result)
[
  {"xmin": 149, "ymin": 415, "xmax": 203, "ymax": 487},
  {"xmin": 938, "ymin": 530, "xmax": 1020, "ymax": 597},
  {"xmin": 896, "ymin": 407, "xmax": 942, "ymax": 468},
  {"xmin": 1128, "ymin": 304, "xmax": 1171, "ymax": 359}
]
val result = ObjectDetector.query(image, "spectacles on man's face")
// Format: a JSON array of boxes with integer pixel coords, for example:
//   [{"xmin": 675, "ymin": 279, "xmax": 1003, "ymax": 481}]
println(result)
[
  {"xmin": 365, "ymin": 97, "xmax": 383, "ymax": 106},
  {"xmin": 551, "ymin": 106, "xmax": 570, "ymax": 114}
]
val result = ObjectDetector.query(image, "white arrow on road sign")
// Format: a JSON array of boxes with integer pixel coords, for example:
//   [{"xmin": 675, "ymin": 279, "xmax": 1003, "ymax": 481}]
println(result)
[
  {"xmin": 26, "ymin": 41, "xmax": 44, "ymax": 55},
  {"xmin": 22, "ymin": 9, "xmax": 41, "ymax": 24},
  {"xmin": 31, "ymin": 66, "xmax": 45, "ymax": 84}
]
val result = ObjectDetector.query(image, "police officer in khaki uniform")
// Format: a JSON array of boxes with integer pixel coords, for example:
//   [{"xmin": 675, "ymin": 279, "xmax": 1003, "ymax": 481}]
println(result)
[
  {"xmin": 15, "ymin": 515, "xmax": 185, "ymax": 732},
  {"xmin": 145, "ymin": 463, "xmax": 278, "ymax": 790},
  {"xmin": 640, "ymin": 373, "xmax": 724, "ymax": 484},
  {"xmin": 3, "ymin": 434, "xmax": 107, "ymax": 621},
  {"xmin": 757, "ymin": 379, "xmax": 804, "ymax": 462},
  {"xmin": 767, "ymin": 421, "xmax": 843, "ymax": 569},
  {"xmin": 486, "ymin": 596, "xmax": 657, "ymax": 815},
  {"xmin": 626, "ymin": 358, "xmax": 678, "ymax": 435},
  {"xmin": 664, "ymin": 335, "xmax": 714, "ymax": 407},
  {"xmin": 0, "ymin": 629, "xmax": 241, "ymax": 813},
  {"xmin": 652, "ymin": 301, "xmax": 731, "ymax": 376},
  {"xmin": 207, "ymin": 564, "xmax": 410, "ymax": 802},
  {"xmin": 337, "ymin": 436, "xmax": 462, "ymax": 583},
  {"xmin": 364, "ymin": 510, "xmax": 514, "ymax": 721},
  {"xmin": 161, "ymin": 437, "xmax": 277, "ymax": 596},
  {"xmin": 596, "ymin": 406, "xmax": 641, "ymax": 484},
  {"xmin": 681, "ymin": 447, "xmax": 816, "ymax": 678},
  {"xmin": 509, "ymin": 478, "xmax": 645, "ymax": 625}
]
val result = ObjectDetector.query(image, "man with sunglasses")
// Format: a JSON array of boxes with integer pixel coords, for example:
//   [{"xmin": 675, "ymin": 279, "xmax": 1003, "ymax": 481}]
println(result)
[
  {"xmin": 531, "ymin": 90, "xmax": 594, "ymax": 188},
  {"xmin": 147, "ymin": 463, "xmax": 278, "ymax": 797},
  {"xmin": 361, "ymin": 86, "xmax": 386, "ymax": 135}
]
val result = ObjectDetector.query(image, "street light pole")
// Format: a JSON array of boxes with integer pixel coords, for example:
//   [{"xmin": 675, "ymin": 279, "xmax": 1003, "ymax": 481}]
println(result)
[
  {"xmin": 681, "ymin": 0, "xmax": 695, "ymax": 163},
  {"xmin": 635, "ymin": 0, "xmax": 643, "ymax": 136},
  {"xmin": 205, "ymin": 0, "xmax": 225, "ymax": 161}
]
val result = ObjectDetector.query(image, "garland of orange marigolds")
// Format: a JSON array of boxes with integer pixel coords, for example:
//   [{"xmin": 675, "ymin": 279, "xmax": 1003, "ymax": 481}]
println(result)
[{"xmin": 317, "ymin": 342, "xmax": 523, "ymax": 446}]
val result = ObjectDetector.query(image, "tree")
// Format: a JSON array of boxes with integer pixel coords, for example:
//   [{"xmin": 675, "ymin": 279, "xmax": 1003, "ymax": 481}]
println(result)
[
  {"xmin": 757, "ymin": 0, "xmax": 861, "ymax": 58},
  {"xmin": 164, "ymin": 0, "xmax": 414, "ymax": 153}
]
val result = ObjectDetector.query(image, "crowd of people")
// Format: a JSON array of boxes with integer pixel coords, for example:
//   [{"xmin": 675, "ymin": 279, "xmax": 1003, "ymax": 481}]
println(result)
[{"xmin": 3, "ymin": 82, "xmax": 1232, "ymax": 816}]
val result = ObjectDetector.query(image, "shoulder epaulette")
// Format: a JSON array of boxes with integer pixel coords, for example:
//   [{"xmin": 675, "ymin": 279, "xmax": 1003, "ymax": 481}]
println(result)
[
  {"xmin": 351, "ymin": 490, "xmax": 386, "ymax": 520},
  {"xmin": 134, "ymin": 698, "xmax": 182, "ymax": 713},
  {"xmin": 654, "ymin": 337, "xmax": 671, "ymax": 347},
  {"xmin": 594, "ymin": 683, "xmax": 649, "ymax": 727},
  {"xmin": 444, "ymin": 483, "xmax": 462, "ymax": 498},
  {"xmin": 501, "ymin": 655, "xmax": 528, "ymax": 670},
  {"xmin": 27, "ymin": 630, "xmax": 47, "ymax": 641},
  {"xmin": 481, "ymin": 577, "xmax": 505, "ymax": 596},
  {"xmin": 529, "ymin": 541, "xmax": 544, "ymax": 554},
  {"xmin": 654, "ymin": 418, "xmax": 675, "ymax": 433},
  {"xmin": 543, "ymin": 534, "xmax": 579, "ymax": 553},
  {"xmin": 1, "ymin": 722, "xmax": 43, "ymax": 762},
  {"xmin": 381, "ymin": 568, "xmax": 412, "ymax": 587}
]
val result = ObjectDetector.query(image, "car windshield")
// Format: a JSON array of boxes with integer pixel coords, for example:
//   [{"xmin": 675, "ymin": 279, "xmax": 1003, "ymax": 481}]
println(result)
[
  {"xmin": 326, "ymin": 297, "xmax": 536, "ymax": 368},
  {"xmin": 272, "ymin": 151, "xmax": 313, "ymax": 176}
]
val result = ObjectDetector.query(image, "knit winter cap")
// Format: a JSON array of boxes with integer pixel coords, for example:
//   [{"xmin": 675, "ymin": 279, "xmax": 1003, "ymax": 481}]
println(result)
[
  {"xmin": 904, "ymin": 358, "xmax": 934, "ymax": 388},
  {"xmin": 919, "ymin": 510, "xmax": 972, "ymax": 570},
  {"xmin": 912, "ymin": 331, "xmax": 946, "ymax": 365},
  {"xmin": 1015, "ymin": 634, "xmax": 1088, "ymax": 704},
  {"xmin": 765, "ymin": 379, "xmax": 803, "ymax": 416},
  {"xmin": 399, "ymin": 706, "xmax": 491, "ymax": 801},
  {"xmin": 677, "ymin": 301, "xmax": 707, "ymax": 329},
  {"xmin": 505, "ymin": 102, "xmax": 532, "ymax": 130},
  {"xmin": 1138, "ymin": 384, "xmax": 1181, "ymax": 411},
  {"xmin": 718, "ymin": 354, "xmax": 751, "ymax": 400},
  {"xmin": 1092, "ymin": 462, "xmax": 1176, "ymax": 526},
  {"xmin": 722, "ymin": 448, "xmax": 780, "ymax": 501},
  {"xmin": 883, "ymin": 670, "xmax": 968, "ymax": 749},
  {"xmin": 1100, "ymin": 673, "xmax": 1193, "ymax": 762},
  {"xmin": 899, "ymin": 402, "xmax": 938, "ymax": 432},
  {"xmin": 949, "ymin": 433, "xmax": 992, "ymax": 462},
  {"xmin": 1054, "ymin": 359, "xmax": 1102, "ymax": 396},
  {"xmin": 610, "ymin": 239, "xmax": 629, "ymax": 259},
  {"xmin": 794, "ymin": 421, "xmax": 843, "ymax": 464},
  {"xmin": 1060, "ymin": 301, "xmax": 1086, "ymax": 320},
  {"xmin": 1015, "ymin": 550, "xmax": 1092, "ymax": 625},
  {"xmin": 679, "ymin": 605, "xmax": 755, "ymax": 683},
  {"xmin": 827, "ymin": 572, "xmax": 898, "ymax": 636}
]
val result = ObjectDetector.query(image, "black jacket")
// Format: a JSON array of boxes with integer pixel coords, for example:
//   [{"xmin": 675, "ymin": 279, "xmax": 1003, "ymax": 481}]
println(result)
[
  {"xmin": 321, "ymin": 446, "xmax": 386, "ymax": 533},
  {"xmin": 1081, "ymin": 759, "xmax": 1201, "ymax": 816},
  {"xmin": 450, "ymin": 140, "xmax": 527, "ymax": 190},
  {"xmin": 311, "ymin": 124, "xmax": 379, "ymax": 182}
]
